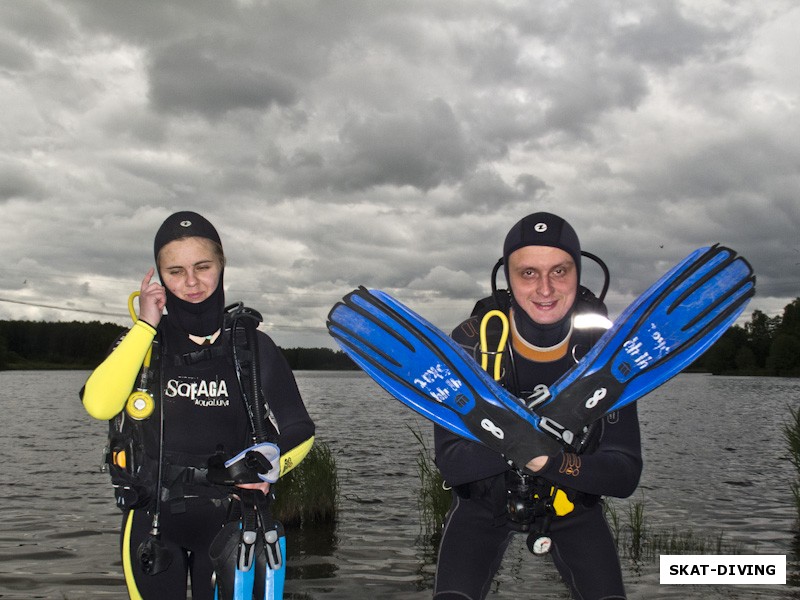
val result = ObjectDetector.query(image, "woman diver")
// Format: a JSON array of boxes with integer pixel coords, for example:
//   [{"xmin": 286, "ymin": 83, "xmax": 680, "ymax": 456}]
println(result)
[{"xmin": 81, "ymin": 211, "xmax": 315, "ymax": 599}]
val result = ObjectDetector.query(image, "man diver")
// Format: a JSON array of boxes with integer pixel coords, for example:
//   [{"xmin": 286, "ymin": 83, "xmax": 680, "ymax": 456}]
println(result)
[{"xmin": 433, "ymin": 212, "xmax": 642, "ymax": 600}]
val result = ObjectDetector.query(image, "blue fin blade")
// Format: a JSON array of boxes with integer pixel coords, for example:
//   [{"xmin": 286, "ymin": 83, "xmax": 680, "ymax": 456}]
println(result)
[
  {"xmin": 211, "ymin": 523, "xmax": 286, "ymax": 600},
  {"xmin": 261, "ymin": 535, "xmax": 285, "ymax": 600},
  {"xmin": 327, "ymin": 288, "xmax": 561, "ymax": 464},
  {"xmin": 233, "ymin": 566, "xmax": 254, "ymax": 600},
  {"xmin": 538, "ymin": 245, "xmax": 755, "ymax": 435},
  {"xmin": 327, "ymin": 245, "xmax": 753, "ymax": 461},
  {"xmin": 328, "ymin": 291, "xmax": 481, "ymax": 442}
]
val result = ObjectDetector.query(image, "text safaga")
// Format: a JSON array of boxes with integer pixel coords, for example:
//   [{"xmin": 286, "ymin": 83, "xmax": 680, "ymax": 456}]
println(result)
[{"xmin": 164, "ymin": 377, "xmax": 231, "ymax": 407}]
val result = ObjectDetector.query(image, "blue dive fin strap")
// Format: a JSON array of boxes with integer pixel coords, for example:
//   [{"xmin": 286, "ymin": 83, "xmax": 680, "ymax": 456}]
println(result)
[
  {"xmin": 239, "ymin": 494, "xmax": 259, "ymax": 572},
  {"xmin": 251, "ymin": 489, "xmax": 285, "ymax": 599}
]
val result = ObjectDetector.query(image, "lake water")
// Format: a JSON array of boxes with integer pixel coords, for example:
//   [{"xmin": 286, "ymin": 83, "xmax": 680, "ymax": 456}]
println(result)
[{"xmin": 0, "ymin": 370, "xmax": 798, "ymax": 599}]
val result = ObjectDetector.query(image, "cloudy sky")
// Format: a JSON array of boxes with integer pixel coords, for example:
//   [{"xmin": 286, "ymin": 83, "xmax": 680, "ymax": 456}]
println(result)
[{"xmin": 1, "ymin": 0, "xmax": 798, "ymax": 348}]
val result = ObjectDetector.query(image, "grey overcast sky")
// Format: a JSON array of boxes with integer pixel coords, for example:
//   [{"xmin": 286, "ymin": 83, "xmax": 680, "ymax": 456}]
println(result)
[{"xmin": 1, "ymin": 0, "xmax": 798, "ymax": 348}]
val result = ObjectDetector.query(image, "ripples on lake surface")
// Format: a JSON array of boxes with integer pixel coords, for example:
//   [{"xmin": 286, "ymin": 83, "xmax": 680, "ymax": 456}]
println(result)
[{"xmin": 0, "ymin": 370, "xmax": 797, "ymax": 599}]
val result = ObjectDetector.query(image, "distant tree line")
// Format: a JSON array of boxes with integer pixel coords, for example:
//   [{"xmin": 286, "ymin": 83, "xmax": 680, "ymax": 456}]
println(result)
[
  {"xmin": 0, "ymin": 320, "xmax": 357, "ymax": 371},
  {"xmin": 3, "ymin": 298, "xmax": 799, "ymax": 377},
  {"xmin": 693, "ymin": 297, "xmax": 800, "ymax": 377},
  {"xmin": 0, "ymin": 320, "xmax": 126, "ymax": 370}
]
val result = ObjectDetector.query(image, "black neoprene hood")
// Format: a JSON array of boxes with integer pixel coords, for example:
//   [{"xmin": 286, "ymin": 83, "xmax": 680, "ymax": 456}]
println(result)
[
  {"xmin": 503, "ymin": 212, "xmax": 582, "ymax": 278},
  {"xmin": 152, "ymin": 210, "xmax": 225, "ymax": 337},
  {"xmin": 154, "ymin": 211, "xmax": 222, "ymax": 261}
]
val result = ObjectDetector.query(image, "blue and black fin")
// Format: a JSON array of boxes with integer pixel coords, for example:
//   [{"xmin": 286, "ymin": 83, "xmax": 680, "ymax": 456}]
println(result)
[
  {"xmin": 210, "ymin": 490, "xmax": 285, "ymax": 600},
  {"xmin": 327, "ymin": 244, "xmax": 754, "ymax": 464},
  {"xmin": 327, "ymin": 287, "xmax": 562, "ymax": 466},
  {"xmin": 535, "ymin": 244, "xmax": 755, "ymax": 441}
]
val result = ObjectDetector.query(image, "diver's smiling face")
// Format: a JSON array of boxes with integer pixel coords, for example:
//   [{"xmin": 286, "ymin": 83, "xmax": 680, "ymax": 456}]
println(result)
[
  {"xmin": 508, "ymin": 246, "xmax": 578, "ymax": 325},
  {"xmin": 157, "ymin": 237, "xmax": 222, "ymax": 304}
]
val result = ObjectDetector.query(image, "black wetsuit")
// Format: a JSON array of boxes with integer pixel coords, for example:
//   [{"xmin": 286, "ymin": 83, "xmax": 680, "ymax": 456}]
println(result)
[
  {"xmin": 122, "ymin": 316, "xmax": 314, "ymax": 599},
  {"xmin": 433, "ymin": 301, "xmax": 642, "ymax": 600}
]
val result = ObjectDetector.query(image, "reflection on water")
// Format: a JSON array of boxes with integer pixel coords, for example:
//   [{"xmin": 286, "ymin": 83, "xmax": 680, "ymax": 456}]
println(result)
[
  {"xmin": 0, "ymin": 370, "xmax": 797, "ymax": 599},
  {"xmin": 287, "ymin": 521, "xmax": 339, "ymax": 582}
]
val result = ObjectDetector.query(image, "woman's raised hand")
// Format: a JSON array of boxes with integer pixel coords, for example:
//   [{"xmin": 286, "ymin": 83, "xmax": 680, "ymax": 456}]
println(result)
[{"xmin": 138, "ymin": 268, "xmax": 167, "ymax": 327}]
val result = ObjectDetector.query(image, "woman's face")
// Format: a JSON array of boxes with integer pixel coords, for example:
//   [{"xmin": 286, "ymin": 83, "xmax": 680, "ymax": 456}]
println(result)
[{"xmin": 157, "ymin": 237, "xmax": 223, "ymax": 303}]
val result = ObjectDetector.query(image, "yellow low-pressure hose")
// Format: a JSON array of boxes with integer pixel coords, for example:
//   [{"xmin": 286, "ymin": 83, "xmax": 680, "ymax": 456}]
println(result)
[
  {"xmin": 128, "ymin": 291, "xmax": 152, "ymax": 368},
  {"xmin": 479, "ymin": 310, "xmax": 509, "ymax": 381}
]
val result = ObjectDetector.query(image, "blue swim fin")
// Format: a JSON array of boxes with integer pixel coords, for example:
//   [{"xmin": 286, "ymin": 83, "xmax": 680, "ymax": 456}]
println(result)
[
  {"xmin": 327, "ymin": 287, "xmax": 564, "ymax": 466},
  {"xmin": 210, "ymin": 493, "xmax": 286, "ymax": 600},
  {"xmin": 327, "ymin": 245, "xmax": 754, "ymax": 465},
  {"xmin": 534, "ymin": 244, "xmax": 755, "ymax": 442}
]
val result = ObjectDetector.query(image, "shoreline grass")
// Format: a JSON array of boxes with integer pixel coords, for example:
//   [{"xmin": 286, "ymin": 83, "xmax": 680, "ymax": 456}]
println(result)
[
  {"xmin": 273, "ymin": 440, "xmax": 339, "ymax": 526},
  {"xmin": 783, "ymin": 404, "xmax": 800, "ymax": 528},
  {"xmin": 411, "ymin": 431, "xmax": 746, "ymax": 561},
  {"xmin": 409, "ymin": 426, "xmax": 451, "ymax": 544},
  {"xmin": 604, "ymin": 496, "xmax": 743, "ymax": 561}
]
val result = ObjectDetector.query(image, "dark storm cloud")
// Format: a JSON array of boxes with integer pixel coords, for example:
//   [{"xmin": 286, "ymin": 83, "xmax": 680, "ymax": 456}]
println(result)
[
  {"xmin": 0, "ymin": 35, "xmax": 36, "ymax": 72},
  {"xmin": 280, "ymin": 99, "xmax": 475, "ymax": 194},
  {"xmin": 1, "ymin": 0, "xmax": 798, "ymax": 344},
  {"xmin": 333, "ymin": 99, "xmax": 474, "ymax": 191},
  {"xmin": 148, "ymin": 37, "xmax": 299, "ymax": 118},
  {"xmin": 540, "ymin": 60, "xmax": 649, "ymax": 139},
  {"xmin": 630, "ymin": 131, "xmax": 800, "ymax": 201},
  {"xmin": 449, "ymin": 6, "xmax": 655, "ymax": 144},
  {"xmin": 458, "ymin": 169, "xmax": 524, "ymax": 212},
  {"xmin": 612, "ymin": 2, "xmax": 722, "ymax": 67},
  {"xmin": 0, "ymin": 161, "xmax": 45, "ymax": 202},
  {"xmin": 58, "ymin": 0, "xmax": 356, "ymax": 81},
  {"xmin": 0, "ymin": 0, "xmax": 74, "ymax": 45},
  {"xmin": 436, "ymin": 169, "xmax": 548, "ymax": 216}
]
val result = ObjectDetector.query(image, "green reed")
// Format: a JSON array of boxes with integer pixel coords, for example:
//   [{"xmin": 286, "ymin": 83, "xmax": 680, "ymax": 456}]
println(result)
[
  {"xmin": 273, "ymin": 440, "xmax": 339, "ymax": 526},
  {"xmin": 410, "ymin": 429, "xmax": 746, "ymax": 561},
  {"xmin": 627, "ymin": 498, "xmax": 647, "ymax": 560},
  {"xmin": 783, "ymin": 404, "xmax": 800, "ymax": 526},
  {"xmin": 409, "ymin": 426, "xmax": 451, "ymax": 539},
  {"xmin": 605, "ymin": 497, "xmax": 742, "ymax": 561}
]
